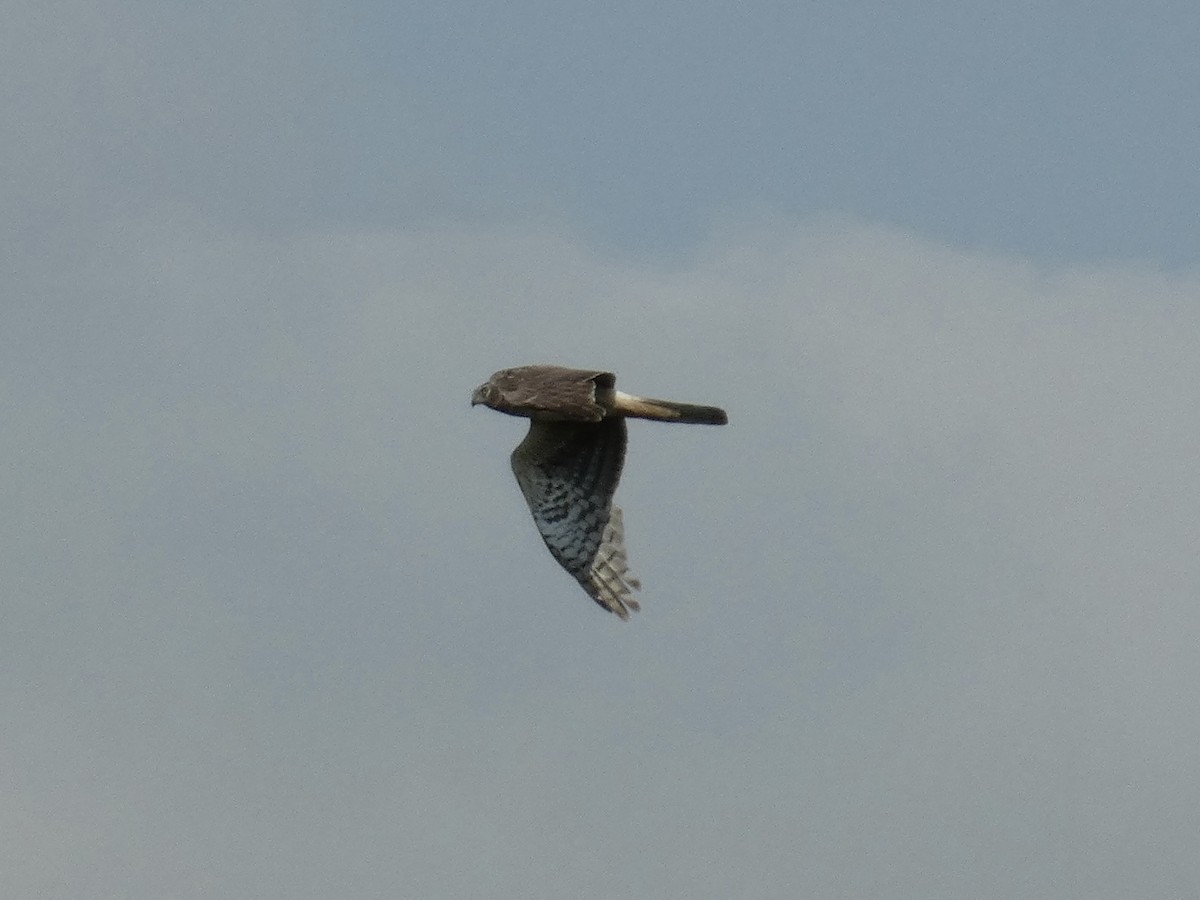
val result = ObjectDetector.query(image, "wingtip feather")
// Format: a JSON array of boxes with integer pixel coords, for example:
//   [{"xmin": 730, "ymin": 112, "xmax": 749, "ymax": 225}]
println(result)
[{"xmin": 586, "ymin": 506, "xmax": 642, "ymax": 618}]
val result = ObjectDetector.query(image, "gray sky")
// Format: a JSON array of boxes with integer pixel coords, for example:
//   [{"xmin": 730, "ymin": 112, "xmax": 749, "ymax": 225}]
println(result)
[{"xmin": 4, "ymin": 3, "xmax": 1200, "ymax": 898}]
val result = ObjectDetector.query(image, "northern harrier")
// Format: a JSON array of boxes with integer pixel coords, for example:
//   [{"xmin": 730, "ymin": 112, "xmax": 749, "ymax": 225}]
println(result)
[{"xmin": 472, "ymin": 365, "xmax": 727, "ymax": 619}]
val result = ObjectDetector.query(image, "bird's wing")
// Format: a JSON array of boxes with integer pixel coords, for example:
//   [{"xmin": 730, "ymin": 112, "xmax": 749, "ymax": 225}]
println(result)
[{"xmin": 509, "ymin": 417, "xmax": 641, "ymax": 617}]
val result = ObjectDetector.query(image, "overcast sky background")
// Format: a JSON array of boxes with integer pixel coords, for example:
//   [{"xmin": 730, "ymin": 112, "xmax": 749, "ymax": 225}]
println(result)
[{"xmin": 4, "ymin": 2, "xmax": 1200, "ymax": 897}]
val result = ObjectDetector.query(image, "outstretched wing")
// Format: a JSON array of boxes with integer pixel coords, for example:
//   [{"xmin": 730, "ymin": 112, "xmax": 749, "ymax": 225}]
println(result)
[{"xmin": 510, "ymin": 417, "xmax": 641, "ymax": 618}]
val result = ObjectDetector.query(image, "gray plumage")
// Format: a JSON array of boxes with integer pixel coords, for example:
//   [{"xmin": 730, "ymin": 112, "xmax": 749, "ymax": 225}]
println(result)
[{"xmin": 472, "ymin": 365, "xmax": 727, "ymax": 619}]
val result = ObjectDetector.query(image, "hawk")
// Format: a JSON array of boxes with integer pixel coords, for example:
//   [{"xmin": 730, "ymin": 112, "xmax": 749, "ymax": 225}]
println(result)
[{"xmin": 472, "ymin": 365, "xmax": 727, "ymax": 619}]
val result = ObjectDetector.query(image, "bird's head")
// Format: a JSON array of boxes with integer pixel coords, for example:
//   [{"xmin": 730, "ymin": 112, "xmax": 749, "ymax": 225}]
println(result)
[{"xmin": 471, "ymin": 380, "xmax": 500, "ymax": 409}]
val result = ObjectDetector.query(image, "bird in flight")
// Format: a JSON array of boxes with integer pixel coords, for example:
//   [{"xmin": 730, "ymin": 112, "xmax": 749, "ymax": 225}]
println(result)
[{"xmin": 472, "ymin": 365, "xmax": 727, "ymax": 619}]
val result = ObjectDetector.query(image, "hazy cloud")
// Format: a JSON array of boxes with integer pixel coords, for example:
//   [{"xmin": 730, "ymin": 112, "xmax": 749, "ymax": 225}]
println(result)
[
  {"xmin": 4, "ymin": 212, "xmax": 1199, "ymax": 897},
  {"xmin": 4, "ymin": 2, "xmax": 1199, "ymax": 897}
]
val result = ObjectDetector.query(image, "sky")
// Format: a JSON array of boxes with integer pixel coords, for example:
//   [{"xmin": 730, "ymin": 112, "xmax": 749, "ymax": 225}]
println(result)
[{"xmin": 4, "ymin": 2, "xmax": 1200, "ymax": 897}]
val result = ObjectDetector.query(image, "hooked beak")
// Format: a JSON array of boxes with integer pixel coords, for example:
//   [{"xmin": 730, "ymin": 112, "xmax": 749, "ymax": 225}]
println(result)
[{"xmin": 470, "ymin": 385, "xmax": 487, "ymax": 407}]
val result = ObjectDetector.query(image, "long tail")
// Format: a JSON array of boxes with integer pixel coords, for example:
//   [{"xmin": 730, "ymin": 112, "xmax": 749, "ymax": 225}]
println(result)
[{"xmin": 611, "ymin": 390, "xmax": 728, "ymax": 425}]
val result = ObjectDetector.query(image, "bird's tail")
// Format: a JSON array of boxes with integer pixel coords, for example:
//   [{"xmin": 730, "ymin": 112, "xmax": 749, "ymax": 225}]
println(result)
[{"xmin": 612, "ymin": 390, "xmax": 728, "ymax": 425}]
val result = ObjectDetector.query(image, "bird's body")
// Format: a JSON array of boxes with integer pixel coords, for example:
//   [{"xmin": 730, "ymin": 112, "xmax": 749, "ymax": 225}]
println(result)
[{"xmin": 472, "ymin": 365, "xmax": 727, "ymax": 618}]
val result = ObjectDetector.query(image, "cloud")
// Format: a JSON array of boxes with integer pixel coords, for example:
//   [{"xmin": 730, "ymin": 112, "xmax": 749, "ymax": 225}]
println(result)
[
  {"xmin": 5, "ymin": 4, "xmax": 1199, "ymax": 895},
  {"xmin": 3, "ymin": 205, "xmax": 1198, "ymax": 897}
]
